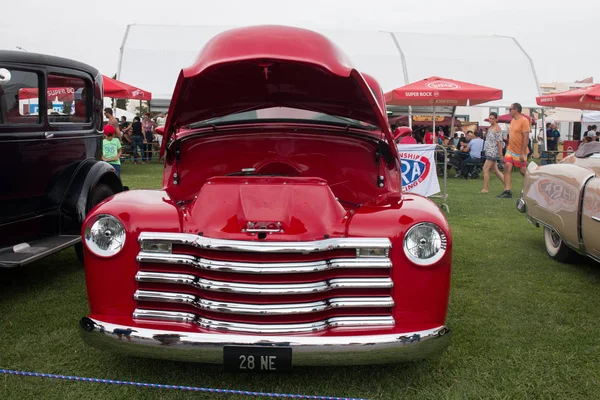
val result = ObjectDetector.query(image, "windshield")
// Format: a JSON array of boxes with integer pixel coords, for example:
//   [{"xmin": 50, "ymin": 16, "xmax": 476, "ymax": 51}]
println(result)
[{"xmin": 187, "ymin": 107, "xmax": 379, "ymax": 130}]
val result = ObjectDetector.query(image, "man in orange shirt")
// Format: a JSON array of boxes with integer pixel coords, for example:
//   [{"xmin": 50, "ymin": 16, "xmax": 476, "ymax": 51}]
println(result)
[{"xmin": 497, "ymin": 103, "xmax": 530, "ymax": 198}]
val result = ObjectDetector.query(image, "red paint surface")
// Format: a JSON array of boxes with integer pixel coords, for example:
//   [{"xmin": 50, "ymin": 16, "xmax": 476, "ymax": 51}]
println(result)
[
  {"xmin": 163, "ymin": 130, "xmax": 400, "ymax": 209},
  {"xmin": 163, "ymin": 25, "xmax": 394, "ymax": 151}
]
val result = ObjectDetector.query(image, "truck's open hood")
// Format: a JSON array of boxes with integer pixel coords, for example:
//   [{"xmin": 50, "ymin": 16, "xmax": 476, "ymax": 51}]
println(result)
[{"xmin": 163, "ymin": 25, "xmax": 393, "ymax": 148}]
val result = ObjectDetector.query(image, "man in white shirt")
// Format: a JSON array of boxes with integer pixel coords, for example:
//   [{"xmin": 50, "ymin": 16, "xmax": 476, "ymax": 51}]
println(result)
[
  {"xmin": 156, "ymin": 113, "xmax": 166, "ymax": 127},
  {"xmin": 587, "ymin": 125, "xmax": 597, "ymax": 138}
]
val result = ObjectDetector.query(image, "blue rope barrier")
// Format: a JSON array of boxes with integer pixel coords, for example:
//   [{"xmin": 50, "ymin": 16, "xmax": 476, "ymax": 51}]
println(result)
[{"xmin": 0, "ymin": 368, "xmax": 367, "ymax": 400}]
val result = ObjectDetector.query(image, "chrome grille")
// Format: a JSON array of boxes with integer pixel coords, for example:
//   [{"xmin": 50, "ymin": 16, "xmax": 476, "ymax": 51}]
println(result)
[
  {"xmin": 133, "ymin": 309, "xmax": 395, "ymax": 334},
  {"xmin": 136, "ymin": 271, "xmax": 393, "ymax": 294},
  {"xmin": 134, "ymin": 290, "xmax": 394, "ymax": 315},
  {"xmin": 135, "ymin": 232, "xmax": 394, "ymax": 334},
  {"xmin": 137, "ymin": 252, "xmax": 392, "ymax": 274}
]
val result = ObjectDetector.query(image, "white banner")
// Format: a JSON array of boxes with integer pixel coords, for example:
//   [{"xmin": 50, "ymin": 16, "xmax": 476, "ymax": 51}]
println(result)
[{"xmin": 397, "ymin": 144, "xmax": 441, "ymax": 197}]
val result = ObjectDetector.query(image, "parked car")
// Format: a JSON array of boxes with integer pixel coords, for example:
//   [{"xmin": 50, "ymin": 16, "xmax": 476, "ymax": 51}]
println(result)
[
  {"xmin": 79, "ymin": 25, "xmax": 452, "ymax": 369},
  {"xmin": 0, "ymin": 51, "xmax": 123, "ymax": 267},
  {"xmin": 517, "ymin": 141, "xmax": 600, "ymax": 263}
]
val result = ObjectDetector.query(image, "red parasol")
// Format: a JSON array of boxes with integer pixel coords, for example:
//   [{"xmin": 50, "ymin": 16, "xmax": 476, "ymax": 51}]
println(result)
[
  {"xmin": 385, "ymin": 76, "xmax": 503, "ymax": 107},
  {"xmin": 486, "ymin": 113, "xmax": 531, "ymax": 124},
  {"xmin": 103, "ymin": 75, "xmax": 152, "ymax": 100},
  {"xmin": 536, "ymin": 84, "xmax": 600, "ymax": 110},
  {"xmin": 385, "ymin": 76, "xmax": 502, "ymax": 141}
]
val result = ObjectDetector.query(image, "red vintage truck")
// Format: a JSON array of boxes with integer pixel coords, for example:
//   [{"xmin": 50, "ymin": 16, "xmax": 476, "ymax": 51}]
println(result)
[{"xmin": 79, "ymin": 25, "xmax": 452, "ymax": 370}]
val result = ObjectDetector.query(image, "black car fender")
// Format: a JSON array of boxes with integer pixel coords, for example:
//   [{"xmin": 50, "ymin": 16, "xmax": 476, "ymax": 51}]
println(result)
[{"xmin": 60, "ymin": 159, "xmax": 124, "ymax": 225}]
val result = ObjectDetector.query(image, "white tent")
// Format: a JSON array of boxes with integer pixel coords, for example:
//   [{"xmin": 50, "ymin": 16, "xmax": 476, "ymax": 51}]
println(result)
[
  {"xmin": 117, "ymin": 24, "xmax": 541, "ymax": 112},
  {"xmin": 546, "ymin": 108, "xmax": 582, "ymax": 123},
  {"xmin": 582, "ymin": 111, "xmax": 600, "ymax": 124},
  {"xmin": 581, "ymin": 111, "xmax": 600, "ymax": 137}
]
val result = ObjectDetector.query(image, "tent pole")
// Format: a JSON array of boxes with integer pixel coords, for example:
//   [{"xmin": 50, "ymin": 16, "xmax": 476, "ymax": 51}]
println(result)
[
  {"xmin": 541, "ymin": 108, "xmax": 546, "ymax": 152},
  {"xmin": 450, "ymin": 106, "xmax": 456, "ymax": 143},
  {"xmin": 408, "ymin": 106, "xmax": 413, "ymax": 129},
  {"xmin": 432, "ymin": 107, "xmax": 436, "ymax": 143}
]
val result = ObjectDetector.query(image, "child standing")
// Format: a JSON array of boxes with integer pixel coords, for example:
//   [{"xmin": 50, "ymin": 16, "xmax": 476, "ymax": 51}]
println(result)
[{"xmin": 102, "ymin": 125, "xmax": 122, "ymax": 176}]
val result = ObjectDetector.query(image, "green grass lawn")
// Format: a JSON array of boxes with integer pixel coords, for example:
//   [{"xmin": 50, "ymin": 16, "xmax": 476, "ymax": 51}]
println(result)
[{"xmin": 2, "ymin": 162, "xmax": 599, "ymax": 399}]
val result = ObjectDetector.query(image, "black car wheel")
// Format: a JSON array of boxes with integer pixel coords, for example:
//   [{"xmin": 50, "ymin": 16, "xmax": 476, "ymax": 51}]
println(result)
[{"xmin": 75, "ymin": 183, "xmax": 116, "ymax": 265}]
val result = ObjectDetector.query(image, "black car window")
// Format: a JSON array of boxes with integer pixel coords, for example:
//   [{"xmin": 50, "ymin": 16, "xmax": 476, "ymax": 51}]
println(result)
[
  {"xmin": 0, "ymin": 68, "xmax": 41, "ymax": 125},
  {"xmin": 47, "ymin": 73, "xmax": 90, "ymax": 124}
]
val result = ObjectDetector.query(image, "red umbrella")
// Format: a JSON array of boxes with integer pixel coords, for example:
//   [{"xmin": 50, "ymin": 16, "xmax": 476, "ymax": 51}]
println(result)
[
  {"xmin": 385, "ymin": 76, "xmax": 502, "ymax": 141},
  {"xmin": 103, "ymin": 75, "xmax": 152, "ymax": 100},
  {"xmin": 385, "ymin": 76, "xmax": 503, "ymax": 107},
  {"xmin": 536, "ymin": 84, "xmax": 600, "ymax": 110},
  {"xmin": 486, "ymin": 113, "xmax": 531, "ymax": 123}
]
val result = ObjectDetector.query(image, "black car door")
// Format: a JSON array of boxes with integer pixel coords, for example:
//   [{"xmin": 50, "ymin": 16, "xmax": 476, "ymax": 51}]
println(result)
[{"xmin": 0, "ymin": 62, "xmax": 48, "ymax": 246}]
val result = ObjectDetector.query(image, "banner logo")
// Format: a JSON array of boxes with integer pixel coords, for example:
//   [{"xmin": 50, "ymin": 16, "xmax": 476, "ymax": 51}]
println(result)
[
  {"xmin": 399, "ymin": 153, "xmax": 431, "ymax": 191},
  {"xmin": 536, "ymin": 178, "xmax": 578, "ymax": 212},
  {"xmin": 426, "ymin": 81, "xmax": 460, "ymax": 90}
]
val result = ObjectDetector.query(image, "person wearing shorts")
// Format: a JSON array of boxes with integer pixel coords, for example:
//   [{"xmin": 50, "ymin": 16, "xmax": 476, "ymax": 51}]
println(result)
[
  {"xmin": 481, "ymin": 112, "xmax": 504, "ymax": 193},
  {"xmin": 497, "ymin": 103, "xmax": 530, "ymax": 198}
]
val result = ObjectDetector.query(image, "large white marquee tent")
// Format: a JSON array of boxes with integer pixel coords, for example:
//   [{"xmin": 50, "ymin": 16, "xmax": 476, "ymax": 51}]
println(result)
[{"xmin": 117, "ymin": 24, "xmax": 541, "ymax": 117}]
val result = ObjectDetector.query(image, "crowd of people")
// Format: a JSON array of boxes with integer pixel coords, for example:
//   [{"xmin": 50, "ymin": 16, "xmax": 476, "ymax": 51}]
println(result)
[
  {"xmin": 102, "ymin": 108, "xmax": 167, "ymax": 176},
  {"xmin": 583, "ymin": 124, "xmax": 600, "ymax": 142},
  {"xmin": 394, "ymin": 103, "xmax": 538, "ymax": 198}
]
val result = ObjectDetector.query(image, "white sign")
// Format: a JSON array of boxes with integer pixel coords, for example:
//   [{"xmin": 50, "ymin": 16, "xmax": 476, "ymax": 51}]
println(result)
[{"xmin": 397, "ymin": 144, "xmax": 441, "ymax": 197}]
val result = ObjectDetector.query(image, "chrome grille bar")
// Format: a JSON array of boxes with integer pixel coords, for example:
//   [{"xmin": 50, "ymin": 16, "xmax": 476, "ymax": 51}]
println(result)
[
  {"xmin": 139, "ymin": 232, "xmax": 391, "ymax": 254},
  {"xmin": 135, "ymin": 271, "xmax": 393, "ymax": 295},
  {"xmin": 137, "ymin": 252, "xmax": 392, "ymax": 274},
  {"xmin": 133, "ymin": 309, "xmax": 395, "ymax": 334},
  {"xmin": 134, "ymin": 290, "xmax": 394, "ymax": 315}
]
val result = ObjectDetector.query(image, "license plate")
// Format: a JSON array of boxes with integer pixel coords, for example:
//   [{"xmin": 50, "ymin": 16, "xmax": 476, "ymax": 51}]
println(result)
[{"xmin": 223, "ymin": 346, "xmax": 292, "ymax": 372}]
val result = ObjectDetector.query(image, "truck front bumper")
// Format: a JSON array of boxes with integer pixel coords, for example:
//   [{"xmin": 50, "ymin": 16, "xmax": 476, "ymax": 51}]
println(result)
[{"xmin": 79, "ymin": 317, "xmax": 450, "ymax": 366}]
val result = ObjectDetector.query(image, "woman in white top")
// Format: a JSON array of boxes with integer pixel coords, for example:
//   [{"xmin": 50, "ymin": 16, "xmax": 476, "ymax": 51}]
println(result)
[{"xmin": 481, "ymin": 112, "xmax": 505, "ymax": 193}]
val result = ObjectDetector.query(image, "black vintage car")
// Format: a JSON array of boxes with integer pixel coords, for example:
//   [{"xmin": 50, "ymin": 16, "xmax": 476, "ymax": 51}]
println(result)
[{"xmin": 0, "ymin": 51, "xmax": 123, "ymax": 267}]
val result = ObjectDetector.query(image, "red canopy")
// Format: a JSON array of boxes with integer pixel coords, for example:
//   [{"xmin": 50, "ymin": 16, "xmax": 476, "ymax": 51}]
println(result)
[
  {"xmin": 18, "ymin": 76, "xmax": 152, "ymax": 102},
  {"xmin": 19, "ymin": 87, "xmax": 76, "ymax": 101},
  {"xmin": 103, "ymin": 75, "xmax": 152, "ymax": 100},
  {"xmin": 385, "ymin": 76, "xmax": 503, "ymax": 106},
  {"xmin": 536, "ymin": 84, "xmax": 600, "ymax": 110},
  {"xmin": 485, "ymin": 113, "xmax": 532, "ymax": 123}
]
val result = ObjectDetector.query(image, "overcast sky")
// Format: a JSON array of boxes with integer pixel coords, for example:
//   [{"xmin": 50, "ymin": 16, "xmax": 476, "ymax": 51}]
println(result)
[{"xmin": 1, "ymin": 0, "xmax": 598, "ymax": 83}]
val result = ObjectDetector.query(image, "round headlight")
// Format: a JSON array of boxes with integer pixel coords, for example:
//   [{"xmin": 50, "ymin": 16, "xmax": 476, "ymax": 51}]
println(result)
[
  {"xmin": 84, "ymin": 214, "xmax": 126, "ymax": 257},
  {"xmin": 403, "ymin": 222, "xmax": 447, "ymax": 266}
]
